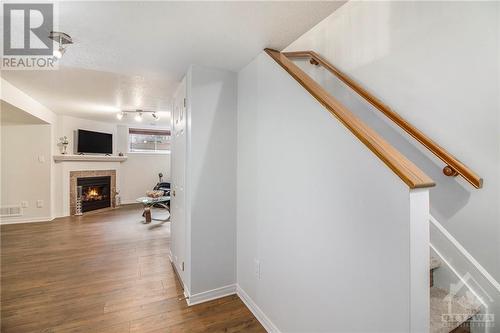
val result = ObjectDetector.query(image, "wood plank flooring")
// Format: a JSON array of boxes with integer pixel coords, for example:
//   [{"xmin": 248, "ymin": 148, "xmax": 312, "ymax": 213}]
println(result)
[{"xmin": 1, "ymin": 205, "xmax": 265, "ymax": 333}]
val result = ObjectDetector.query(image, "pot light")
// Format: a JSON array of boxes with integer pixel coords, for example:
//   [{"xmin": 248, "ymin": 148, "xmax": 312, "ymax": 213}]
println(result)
[{"xmin": 116, "ymin": 112, "xmax": 124, "ymax": 120}]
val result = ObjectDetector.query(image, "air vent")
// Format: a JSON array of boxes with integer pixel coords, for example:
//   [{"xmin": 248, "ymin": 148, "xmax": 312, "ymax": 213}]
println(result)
[{"xmin": 0, "ymin": 205, "xmax": 22, "ymax": 217}]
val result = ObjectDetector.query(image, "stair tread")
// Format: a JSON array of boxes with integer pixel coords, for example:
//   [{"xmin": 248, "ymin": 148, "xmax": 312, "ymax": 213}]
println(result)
[
  {"xmin": 430, "ymin": 287, "xmax": 481, "ymax": 333},
  {"xmin": 430, "ymin": 256, "xmax": 441, "ymax": 270}
]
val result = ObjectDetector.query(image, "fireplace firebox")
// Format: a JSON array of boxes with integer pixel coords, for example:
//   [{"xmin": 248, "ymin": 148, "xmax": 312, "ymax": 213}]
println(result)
[{"xmin": 77, "ymin": 176, "xmax": 111, "ymax": 213}]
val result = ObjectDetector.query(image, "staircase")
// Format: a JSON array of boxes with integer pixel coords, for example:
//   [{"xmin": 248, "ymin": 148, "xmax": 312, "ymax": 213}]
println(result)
[
  {"xmin": 430, "ymin": 257, "xmax": 481, "ymax": 333},
  {"xmin": 265, "ymin": 48, "xmax": 485, "ymax": 332}
]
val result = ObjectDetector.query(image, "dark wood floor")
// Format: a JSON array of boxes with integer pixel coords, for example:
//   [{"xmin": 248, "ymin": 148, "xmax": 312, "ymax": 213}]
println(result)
[{"xmin": 1, "ymin": 205, "xmax": 265, "ymax": 333}]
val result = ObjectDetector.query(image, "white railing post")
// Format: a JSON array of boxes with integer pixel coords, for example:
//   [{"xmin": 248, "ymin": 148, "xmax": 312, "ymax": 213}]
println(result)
[{"xmin": 409, "ymin": 188, "xmax": 430, "ymax": 332}]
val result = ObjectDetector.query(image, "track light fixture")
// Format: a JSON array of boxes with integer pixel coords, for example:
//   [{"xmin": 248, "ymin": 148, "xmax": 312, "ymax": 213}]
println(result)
[
  {"xmin": 48, "ymin": 31, "xmax": 73, "ymax": 60},
  {"xmin": 117, "ymin": 110, "xmax": 163, "ymax": 122}
]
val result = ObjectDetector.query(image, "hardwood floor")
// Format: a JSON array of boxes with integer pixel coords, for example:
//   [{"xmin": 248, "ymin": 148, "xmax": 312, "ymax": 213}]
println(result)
[{"xmin": 1, "ymin": 205, "xmax": 265, "ymax": 333}]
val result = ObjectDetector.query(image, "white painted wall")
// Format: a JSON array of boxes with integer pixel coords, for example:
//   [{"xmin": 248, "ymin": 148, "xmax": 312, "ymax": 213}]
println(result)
[
  {"xmin": 1, "ymin": 124, "xmax": 52, "ymax": 223},
  {"xmin": 237, "ymin": 53, "xmax": 430, "ymax": 332},
  {"xmin": 119, "ymin": 155, "xmax": 170, "ymax": 204},
  {"xmin": 286, "ymin": 1, "xmax": 500, "ymax": 283},
  {"xmin": 1, "ymin": 78, "xmax": 58, "ymax": 222},
  {"xmin": 182, "ymin": 65, "xmax": 237, "ymax": 296}
]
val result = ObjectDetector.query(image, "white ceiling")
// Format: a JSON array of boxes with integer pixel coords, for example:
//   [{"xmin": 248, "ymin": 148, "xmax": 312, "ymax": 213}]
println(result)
[{"xmin": 1, "ymin": 1, "xmax": 345, "ymax": 126}]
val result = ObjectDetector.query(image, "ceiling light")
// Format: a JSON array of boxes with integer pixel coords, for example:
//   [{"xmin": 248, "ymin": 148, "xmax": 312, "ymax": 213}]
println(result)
[
  {"xmin": 135, "ymin": 112, "xmax": 143, "ymax": 122},
  {"xmin": 48, "ymin": 31, "xmax": 73, "ymax": 60},
  {"xmin": 53, "ymin": 46, "xmax": 66, "ymax": 59},
  {"xmin": 117, "ymin": 109, "xmax": 164, "ymax": 122}
]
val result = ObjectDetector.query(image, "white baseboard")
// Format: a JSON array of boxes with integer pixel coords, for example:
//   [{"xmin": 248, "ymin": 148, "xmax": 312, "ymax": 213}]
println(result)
[
  {"xmin": 0, "ymin": 216, "xmax": 54, "ymax": 225},
  {"xmin": 187, "ymin": 284, "xmax": 237, "ymax": 306},
  {"xmin": 168, "ymin": 250, "xmax": 173, "ymax": 263},
  {"xmin": 236, "ymin": 285, "xmax": 280, "ymax": 333},
  {"xmin": 168, "ymin": 252, "xmax": 191, "ymax": 300}
]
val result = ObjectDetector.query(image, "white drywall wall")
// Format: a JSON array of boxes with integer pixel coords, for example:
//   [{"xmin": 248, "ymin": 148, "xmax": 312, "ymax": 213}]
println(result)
[
  {"xmin": 187, "ymin": 65, "xmax": 237, "ymax": 295},
  {"xmin": 237, "ymin": 52, "xmax": 429, "ymax": 332},
  {"xmin": 1, "ymin": 124, "xmax": 52, "ymax": 222},
  {"xmin": 286, "ymin": 0, "xmax": 500, "ymax": 282},
  {"xmin": 1, "ymin": 78, "xmax": 58, "ymax": 222}
]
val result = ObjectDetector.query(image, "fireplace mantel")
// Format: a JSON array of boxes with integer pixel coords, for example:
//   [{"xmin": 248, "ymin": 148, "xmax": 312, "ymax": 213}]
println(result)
[{"xmin": 54, "ymin": 155, "xmax": 127, "ymax": 163}]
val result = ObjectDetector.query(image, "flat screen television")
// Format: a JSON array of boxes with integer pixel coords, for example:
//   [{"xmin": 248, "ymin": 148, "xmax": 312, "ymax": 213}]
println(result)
[{"xmin": 76, "ymin": 129, "xmax": 113, "ymax": 154}]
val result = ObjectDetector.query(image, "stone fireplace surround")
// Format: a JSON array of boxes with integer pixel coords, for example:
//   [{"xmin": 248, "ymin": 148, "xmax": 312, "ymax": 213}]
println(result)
[{"xmin": 69, "ymin": 170, "xmax": 116, "ymax": 215}]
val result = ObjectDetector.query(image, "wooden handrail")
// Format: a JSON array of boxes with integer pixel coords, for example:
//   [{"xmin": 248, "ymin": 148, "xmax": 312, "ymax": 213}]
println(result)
[
  {"xmin": 283, "ymin": 50, "xmax": 483, "ymax": 189},
  {"xmin": 265, "ymin": 48, "xmax": 435, "ymax": 189}
]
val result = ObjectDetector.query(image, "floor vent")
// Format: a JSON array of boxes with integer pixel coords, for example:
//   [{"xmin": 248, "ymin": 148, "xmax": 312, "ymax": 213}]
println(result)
[{"xmin": 0, "ymin": 205, "xmax": 22, "ymax": 217}]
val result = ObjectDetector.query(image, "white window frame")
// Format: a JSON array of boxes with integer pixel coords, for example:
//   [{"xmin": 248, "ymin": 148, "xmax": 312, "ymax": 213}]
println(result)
[{"xmin": 128, "ymin": 128, "xmax": 171, "ymax": 155}]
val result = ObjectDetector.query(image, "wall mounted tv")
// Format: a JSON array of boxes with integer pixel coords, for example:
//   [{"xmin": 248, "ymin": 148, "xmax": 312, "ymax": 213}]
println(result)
[{"xmin": 76, "ymin": 129, "xmax": 113, "ymax": 154}]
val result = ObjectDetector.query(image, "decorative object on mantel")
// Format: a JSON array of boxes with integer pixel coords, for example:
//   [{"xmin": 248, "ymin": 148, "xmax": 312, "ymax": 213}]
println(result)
[
  {"xmin": 75, "ymin": 186, "xmax": 83, "ymax": 216},
  {"xmin": 146, "ymin": 190, "xmax": 164, "ymax": 198},
  {"xmin": 58, "ymin": 136, "xmax": 69, "ymax": 154},
  {"xmin": 118, "ymin": 152, "xmax": 124, "ymax": 156}
]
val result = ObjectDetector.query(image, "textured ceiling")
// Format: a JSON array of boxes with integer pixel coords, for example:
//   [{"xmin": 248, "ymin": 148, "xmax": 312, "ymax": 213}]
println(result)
[{"xmin": 1, "ymin": 1, "xmax": 345, "ymax": 125}]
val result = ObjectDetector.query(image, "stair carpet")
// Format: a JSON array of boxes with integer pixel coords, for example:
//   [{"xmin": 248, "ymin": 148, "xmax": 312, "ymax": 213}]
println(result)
[{"xmin": 429, "ymin": 256, "xmax": 481, "ymax": 333}]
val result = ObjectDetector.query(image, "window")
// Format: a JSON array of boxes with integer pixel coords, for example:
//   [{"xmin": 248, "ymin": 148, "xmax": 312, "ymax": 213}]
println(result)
[{"xmin": 129, "ymin": 128, "xmax": 171, "ymax": 153}]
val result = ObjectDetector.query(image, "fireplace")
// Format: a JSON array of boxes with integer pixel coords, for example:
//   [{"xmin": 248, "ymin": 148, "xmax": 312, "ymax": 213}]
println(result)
[
  {"xmin": 69, "ymin": 170, "xmax": 116, "ymax": 215},
  {"xmin": 77, "ymin": 176, "xmax": 111, "ymax": 213}
]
